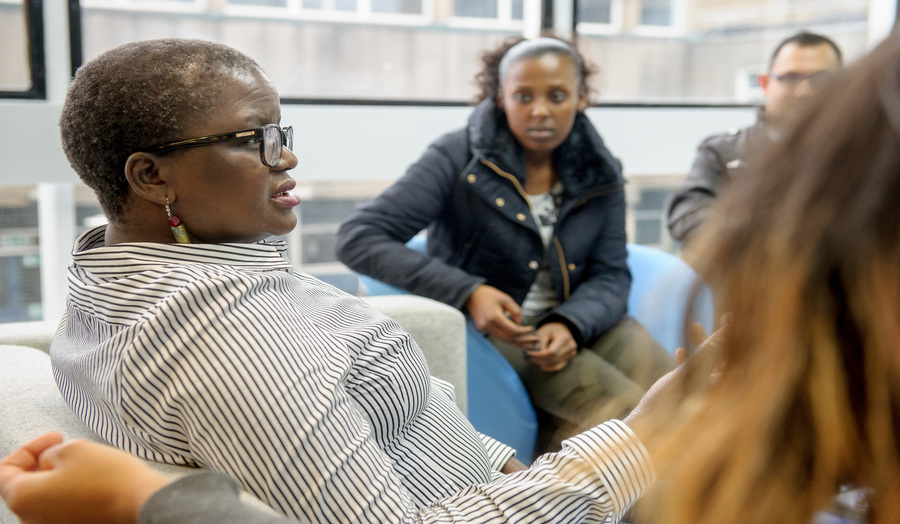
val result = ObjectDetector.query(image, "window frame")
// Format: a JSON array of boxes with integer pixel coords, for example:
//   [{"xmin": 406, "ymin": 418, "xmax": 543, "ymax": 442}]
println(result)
[{"xmin": 0, "ymin": 0, "xmax": 46, "ymax": 99}]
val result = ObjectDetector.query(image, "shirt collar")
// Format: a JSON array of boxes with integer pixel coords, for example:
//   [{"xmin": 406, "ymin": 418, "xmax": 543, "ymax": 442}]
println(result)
[{"xmin": 71, "ymin": 225, "xmax": 294, "ymax": 277}]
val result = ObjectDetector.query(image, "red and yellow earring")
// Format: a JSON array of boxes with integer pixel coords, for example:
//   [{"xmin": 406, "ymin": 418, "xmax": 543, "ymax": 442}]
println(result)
[{"xmin": 165, "ymin": 197, "xmax": 191, "ymax": 244}]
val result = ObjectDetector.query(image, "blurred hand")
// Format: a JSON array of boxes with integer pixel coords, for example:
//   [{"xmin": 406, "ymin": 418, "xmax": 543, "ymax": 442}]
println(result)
[
  {"xmin": 526, "ymin": 322, "xmax": 578, "ymax": 373},
  {"xmin": 0, "ymin": 432, "xmax": 170, "ymax": 524},
  {"xmin": 465, "ymin": 285, "xmax": 536, "ymax": 347},
  {"xmin": 624, "ymin": 322, "xmax": 727, "ymax": 443}
]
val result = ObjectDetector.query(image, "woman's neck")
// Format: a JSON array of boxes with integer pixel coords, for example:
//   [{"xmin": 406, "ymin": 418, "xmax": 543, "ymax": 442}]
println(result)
[
  {"xmin": 103, "ymin": 218, "xmax": 178, "ymax": 246},
  {"xmin": 524, "ymin": 154, "xmax": 556, "ymax": 195}
]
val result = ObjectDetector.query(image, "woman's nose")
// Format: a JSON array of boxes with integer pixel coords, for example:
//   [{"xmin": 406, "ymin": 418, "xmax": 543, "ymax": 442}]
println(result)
[
  {"xmin": 531, "ymin": 101, "xmax": 550, "ymax": 117},
  {"xmin": 279, "ymin": 146, "xmax": 299, "ymax": 170}
]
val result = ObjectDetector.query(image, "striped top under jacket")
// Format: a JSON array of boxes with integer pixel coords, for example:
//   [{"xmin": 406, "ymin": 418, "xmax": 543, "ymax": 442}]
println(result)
[{"xmin": 51, "ymin": 225, "xmax": 653, "ymax": 523}]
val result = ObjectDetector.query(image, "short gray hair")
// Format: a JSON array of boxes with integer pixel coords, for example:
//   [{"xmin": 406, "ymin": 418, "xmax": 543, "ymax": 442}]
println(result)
[{"xmin": 60, "ymin": 38, "xmax": 265, "ymax": 219}]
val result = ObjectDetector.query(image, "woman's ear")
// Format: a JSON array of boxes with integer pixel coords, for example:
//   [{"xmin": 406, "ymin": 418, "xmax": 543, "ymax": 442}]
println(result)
[
  {"xmin": 577, "ymin": 90, "xmax": 588, "ymax": 112},
  {"xmin": 124, "ymin": 152, "xmax": 168, "ymax": 205},
  {"xmin": 496, "ymin": 92, "xmax": 505, "ymax": 111}
]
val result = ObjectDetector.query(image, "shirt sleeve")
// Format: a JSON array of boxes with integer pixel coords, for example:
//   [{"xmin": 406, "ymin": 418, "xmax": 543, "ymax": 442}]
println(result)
[
  {"xmin": 139, "ymin": 421, "xmax": 652, "ymax": 524},
  {"xmin": 420, "ymin": 420, "xmax": 653, "ymax": 523},
  {"xmin": 479, "ymin": 433, "xmax": 517, "ymax": 474}
]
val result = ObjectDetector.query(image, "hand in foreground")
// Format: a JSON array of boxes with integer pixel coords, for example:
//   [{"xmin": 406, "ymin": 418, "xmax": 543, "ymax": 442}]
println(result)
[
  {"xmin": 465, "ymin": 285, "xmax": 536, "ymax": 347},
  {"xmin": 0, "ymin": 432, "xmax": 170, "ymax": 524},
  {"xmin": 624, "ymin": 322, "xmax": 726, "ymax": 444},
  {"xmin": 525, "ymin": 322, "xmax": 578, "ymax": 373}
]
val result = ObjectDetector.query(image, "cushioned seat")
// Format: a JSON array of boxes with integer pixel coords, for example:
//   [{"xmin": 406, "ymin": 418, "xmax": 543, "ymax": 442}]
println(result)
[{"xmin": 626, "ymin": 243, "xmax": 715, "ymax": 353}]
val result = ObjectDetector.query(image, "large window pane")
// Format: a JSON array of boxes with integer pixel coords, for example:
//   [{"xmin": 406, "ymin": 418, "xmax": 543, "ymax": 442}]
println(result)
[
  {"xmin": 0, "ymin": 0, "xmax": 32, "ymax": 92},
  {"xmin": 454, "ymin": 0, "xmax": 498, "ymax": 18},
  {"xmin": 512, "ymin": 0, "xmax": 523, "ymax": 20},
  {"xmin": 635, "ymin": 217, "xmax": 662, "ymax": 245},
  {"xmin": 373, "ymin": 0, "xmax": 422, "ymax": 14},
  {"xmin": 78, "ymin": 1, "xmax": 517, "ymax": 102},
  {"xmin": 641, "ymin": 0, "xmax": 672, "ymax": 26},
  {"xmin": 578, "ymin": 0, "xmax": 612, "ymax": 24},
  {"xmin": 578, "ymin": 0, "xmax": 871, "ymax": 103},
  {"xmin": 0, "ymin": 187, "xmax": 40, "ymax": 322}
]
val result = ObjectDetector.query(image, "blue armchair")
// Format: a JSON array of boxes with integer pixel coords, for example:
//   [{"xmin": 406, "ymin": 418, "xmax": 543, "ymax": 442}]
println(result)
[{"xmin": 625, "ymin": 244, "xmax": 715, "ymax": 353}]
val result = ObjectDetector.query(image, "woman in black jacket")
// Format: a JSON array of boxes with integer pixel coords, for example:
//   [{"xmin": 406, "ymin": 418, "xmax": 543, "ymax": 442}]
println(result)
[{"xmin": 337, "ymin": 37, "xmax": 674, "ymax": 454}]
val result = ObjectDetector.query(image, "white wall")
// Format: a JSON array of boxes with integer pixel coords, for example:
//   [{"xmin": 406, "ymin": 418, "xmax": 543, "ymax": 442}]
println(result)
[{"xmin": 0, "ymin": 101, "xmax": 755, "ymax": 185}]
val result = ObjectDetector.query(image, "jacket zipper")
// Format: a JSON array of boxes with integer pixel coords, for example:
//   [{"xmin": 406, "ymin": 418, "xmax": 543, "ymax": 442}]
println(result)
[
  {"xmin": 552, "ymin": 184, "xmax": 623, "ymax": 300},
  {"xmin": 551, "ymin": 237, "xmax": 571, "ymax": 300},
  {"xmin": 481, "ymin": 158, "xmax": 623, "ymax": 302},
  {"xmin": 479, "ymin": 159, "xmax": 534, "ymax": 213}
]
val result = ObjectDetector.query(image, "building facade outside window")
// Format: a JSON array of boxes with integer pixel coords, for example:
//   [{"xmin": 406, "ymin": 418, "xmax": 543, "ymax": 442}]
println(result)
[{"xmin": 0, "ymin": 0, "xmax": 884, "ymax": 322}]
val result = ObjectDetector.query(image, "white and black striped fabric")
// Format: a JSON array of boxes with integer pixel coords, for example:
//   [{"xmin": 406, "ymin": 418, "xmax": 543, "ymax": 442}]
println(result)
[{"xmin": 51, "ymin": 225, "xmax": 653, "ymax": 523}]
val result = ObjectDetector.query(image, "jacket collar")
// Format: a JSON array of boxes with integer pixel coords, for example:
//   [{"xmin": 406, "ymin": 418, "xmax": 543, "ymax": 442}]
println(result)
[{"xmin": 466, "ymin": 98, "xmax": 623, "ymax": 198}]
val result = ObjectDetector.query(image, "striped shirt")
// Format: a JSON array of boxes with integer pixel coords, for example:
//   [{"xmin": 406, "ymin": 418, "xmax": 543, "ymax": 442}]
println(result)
[{"xmin": 52, "ymin": 225, "xmax": 653, "ymax": 523}]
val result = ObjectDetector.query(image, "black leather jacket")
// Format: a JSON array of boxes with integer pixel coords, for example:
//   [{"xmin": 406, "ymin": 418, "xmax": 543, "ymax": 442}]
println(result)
[
  {"xmin": 336, "ymin": 99, "xmax": 630, "ymax": 346},
  {"xmin": 667, "ymin": 108, "xmax": 771, "ymax": 243}
]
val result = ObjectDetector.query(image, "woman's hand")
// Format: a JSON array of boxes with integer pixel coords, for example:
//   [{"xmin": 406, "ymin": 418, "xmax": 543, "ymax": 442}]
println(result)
[
  {"xmin": 526, "ymin": 322, "xmax": 578, "ymax": 372},
  {"xmin": 0, "ymin": 432, "xmax": 170, "ymax": 524},
  {"xmin": 624, "ymin": 322, "xmax": 726, "ymax": 443},
  {"xmin": 465, "ymin": 285, "xmax": 536, "ymax": 347}
]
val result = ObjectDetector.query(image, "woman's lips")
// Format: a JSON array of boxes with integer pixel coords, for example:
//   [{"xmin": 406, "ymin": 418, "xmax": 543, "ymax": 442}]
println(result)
[
  {"xmin": 272, "ymin": 180, "xmax": 301, "ymax": 207},
  {"xmin": 271, "ymin": 191, "xmax": 301, "ymax": 207},
  {"xmin": 527, "ymin": 128, "xmax": 555, "ymax": 140}
]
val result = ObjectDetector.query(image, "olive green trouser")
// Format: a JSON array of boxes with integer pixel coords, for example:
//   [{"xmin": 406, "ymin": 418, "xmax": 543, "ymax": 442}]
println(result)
[{"xmin": 489, "ymin": 317, "xmax": 675, "ymax": 458}]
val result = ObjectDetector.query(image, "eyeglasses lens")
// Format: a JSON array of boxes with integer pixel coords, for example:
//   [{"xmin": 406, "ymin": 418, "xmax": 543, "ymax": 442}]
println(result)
[
  {"xmin": 263, "ymin": 125, "xmax": 281, "ymax": 166},
  {"xmin": 776, "ymin": 71, "xmax": 833, "ymax": 89},
  {"xmin": 284, "ymin": 126, "xmax": 293, "ymax": 152}
]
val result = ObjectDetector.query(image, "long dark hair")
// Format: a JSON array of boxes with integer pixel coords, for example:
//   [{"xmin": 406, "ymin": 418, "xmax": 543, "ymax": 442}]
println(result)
[{"xmin": 644, "ymin": 30, "xmax": 900, "ymax": 524}]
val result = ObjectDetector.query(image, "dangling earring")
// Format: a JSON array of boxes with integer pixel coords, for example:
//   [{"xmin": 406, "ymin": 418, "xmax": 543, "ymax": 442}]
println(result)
[{"xmin": 165, "ymin": 197, "xmax": 191, "ymax": 244}]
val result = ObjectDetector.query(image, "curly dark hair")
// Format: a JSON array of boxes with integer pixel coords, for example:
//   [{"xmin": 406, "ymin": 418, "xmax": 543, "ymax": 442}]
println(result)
[
  {"xmin": 59, "ymin": 38, "xmax": 265, "ymax": 219},
  {"xmin": 473, "ymin": 36, "xmax": 597, "ymax": 105}
]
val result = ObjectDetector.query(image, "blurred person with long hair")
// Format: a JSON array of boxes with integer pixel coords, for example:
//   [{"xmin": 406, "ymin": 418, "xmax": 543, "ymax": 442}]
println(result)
[{"xmin": 637, "ymin": 28, "xmax": 900, "ymax": 524}]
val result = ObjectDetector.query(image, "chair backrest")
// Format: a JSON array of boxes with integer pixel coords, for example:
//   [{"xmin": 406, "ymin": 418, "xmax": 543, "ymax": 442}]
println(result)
[{"xmin": 626, "ymin": 243, "xmax": 715, "ymax": 353}]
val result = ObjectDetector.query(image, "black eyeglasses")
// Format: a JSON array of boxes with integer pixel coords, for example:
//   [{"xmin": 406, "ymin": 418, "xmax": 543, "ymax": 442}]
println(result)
[
  {"xmin": 770, "ymin": 70, "xmax": 835, "ymax": 89},
  {"xmin": 147, "ymin": 124, "xmax": 293, "ymax": 167}
]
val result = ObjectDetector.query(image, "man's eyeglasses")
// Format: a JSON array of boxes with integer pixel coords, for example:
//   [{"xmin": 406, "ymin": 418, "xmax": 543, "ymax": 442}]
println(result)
[
  {"xmin": 147, "ymin": 124, "xmax": 293, "ymax": 167},
  {"xmin": 770, "ymin": 71, "xmax": 834, "ymax": 89}
]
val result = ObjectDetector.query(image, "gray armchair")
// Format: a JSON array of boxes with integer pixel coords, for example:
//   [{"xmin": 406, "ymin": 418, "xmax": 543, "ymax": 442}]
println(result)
[{"xmin": 0, "ymin": 294, "xmax": 468, "ymax": 524}]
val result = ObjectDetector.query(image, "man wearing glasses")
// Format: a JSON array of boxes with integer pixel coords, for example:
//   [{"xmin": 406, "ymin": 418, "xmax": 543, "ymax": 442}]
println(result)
[{"xmin": 667, "ymin": 31, "xmax": 843, "ymax": 245}]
